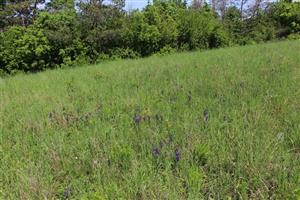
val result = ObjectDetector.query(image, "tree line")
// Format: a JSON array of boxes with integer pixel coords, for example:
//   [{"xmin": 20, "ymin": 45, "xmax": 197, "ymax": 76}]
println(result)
[{"xmin": 0, "ymin": 0, "xmax": 299, "ymax": 75}]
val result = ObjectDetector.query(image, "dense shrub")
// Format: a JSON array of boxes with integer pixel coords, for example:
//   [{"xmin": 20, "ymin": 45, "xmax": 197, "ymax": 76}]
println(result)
[
  {"xmin": 223, "ymin": 7, "xmax": 245, "ymax": 45},
  {"xmin": 178, "ymin": 8, "xmax": 229, "ymax": 50},
  {"xmin": 144, "ymin": 2, "xmax": 181, "ymax": 49},
  {"xmin": 35, "ymin": 10, "xmax": 87, "ymax": 67},
  {"xmin": 0, "ymin": 26, "xmax": 50, "ymax": 74},
  {"xmin": 109, "ymin": 48, "xmax": 140, "ymax": 59},
  {"xmin": 78, "ymin": 1, "xmax": 125, "ymax": 62},
  {"xmin": 247, "ymin": 11, "xmax": 276, "ymax": 43},
  {"xmin": 122, "ymin": 11, "xmax": 162, "ymax": 56},
  {"xmin": 224, "ymin": 7, "xmax": 276, "ymax": 45},
  {"xmin": 269, "ymin": 2, "xmax": 300, "ymax": 37},
  {"xmin": 287, "ymin": 33, "xmax": 300, "ymax": 40}
]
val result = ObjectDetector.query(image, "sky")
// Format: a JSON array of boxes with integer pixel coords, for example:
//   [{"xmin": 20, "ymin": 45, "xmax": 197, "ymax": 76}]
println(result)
[
  {"xmin": 125, "ymin": 0, "xmax": 194, "ymax": 10},
  {"xmin": 37, "ymin": 0, "xmax": 196, "ymax": 11},
  {"xmin": 125, "ymin": 0, "xmax": 148, "ymax": 10}
]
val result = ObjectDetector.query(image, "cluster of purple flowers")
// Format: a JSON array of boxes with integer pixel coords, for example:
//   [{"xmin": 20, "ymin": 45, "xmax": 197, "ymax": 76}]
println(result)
[
  {"xmin": 151, "ymin": 134, "xmax": 181, "ymax": 162},
  {"xmin": 175, "ymin": 148, "xmax": 181, "ymax": 162}
]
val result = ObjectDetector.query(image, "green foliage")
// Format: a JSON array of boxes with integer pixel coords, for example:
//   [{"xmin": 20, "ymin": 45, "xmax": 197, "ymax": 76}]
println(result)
[
  {"xmin": 223, "ymin": 7, "xmax": 244, "ymax": 44},
  {"xmin": 123, "ymin": 2, "xmax": 228, "ymax": 56},
  {"xmin": 293, "ymin": 188, "xmax": 300, "ymax": 200},
  {"xmin": 78, "ymin": 0, "xmax": 125, "ymax": 61},
  {"xmin": 1, "ymin": 0, "xmax": 300, "ymax": 75},
  {"xmin": 270, "ymin": 2, "xmax": 300, "ymax": 37},
  {"xmin": 46, "ymin": 0, "xmax": 75, "ymax": 11},
  {"xmin": 109, "ymin": 48, "xmax": 140, "ymax": 59},
  {"xmin": 287, "ymin": 33, "xmax": 300, "ymax": 40},
  {"xmin": 0, "ymin": 32, "xmax": 5, "ymax": 73},
  {"xmin": 248, "ymin": 11, "xmax": 276, "ymax": 43},
  {"xmin": 156, "ymin": 45, "xmax": 177, "ymax": 55},
  {"xmin": 0, "ymin": 0, "xmax": 44, "ymax": 28},
  {"xmin": 0, "ymin": 26, "xmax": 50, "ymax": 73},
  {"xmin": 178, "ymin": 9, "xmax": 229, "ymax": 50},
  {"xmin": 122, "ymin": 11, "xmax": 161, "ymax": 56},
  {"xmin": 224, "ymin": 7, "xmax": 276, "ymax": 45},
  {"xmin": 144, "ymin": 2, "xmax": 181, "ymax": 48},
  {"xmin": 35, "ymin": 10, "xmax": 87, "ymax": 67}
]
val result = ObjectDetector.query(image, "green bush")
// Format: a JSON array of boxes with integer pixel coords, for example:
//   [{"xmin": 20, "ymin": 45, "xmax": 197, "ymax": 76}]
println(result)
[
  {"xmin": 287, "ymin": 33, "xmax": 300, "ymax": 40},
  {"xmin": 223, "ymin": 6, "xmax": 245, "ymax": 45},
  {"xmin": 0, "ymin": 26, "xmax": 50, "ymax": 73},
  {"xmin": 95, "ymin": 53, "xmax": 110, "ymax": 63},
  {"xmin": 270, "ymin": 2, "xmax": 300, "ymax": 37},
  {"xmin": 247, "ymin": 11, "xmax": 276, "ymax": 43},
  {"xmin": 109, "ymin": 48, "xmax": 140, "ymax": 59},
  {"xmin": 178, "ymin": 9, "xmax": 229, "ymax": 50},
  {"xmin": 122, "ymin": 11, "xmax": 161, "ymax": 56},
  {"xmin": 35, "ymin": 10, "xmax": 87, "ymax": 68},
  {"xmin": 156, "ymin": 45, "xmax": 177, "ymax": 55},
  {"xmin": 144, "ymin": 2, "xmax": 181, "ymax": 48},
  {"xmin": 122, "ymin": 3, "xmax": 182, "ymax": 56}
]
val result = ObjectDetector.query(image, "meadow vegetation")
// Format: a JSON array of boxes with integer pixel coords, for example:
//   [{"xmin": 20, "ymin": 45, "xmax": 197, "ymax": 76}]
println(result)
[{"xmin": 1, "ymin": 40, "xmax": 300, "ymax": 199}]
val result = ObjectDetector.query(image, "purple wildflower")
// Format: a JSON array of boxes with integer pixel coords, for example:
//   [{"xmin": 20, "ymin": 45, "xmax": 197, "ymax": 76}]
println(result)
[
  {"xmin": 133, "ymin": 115, "xmax": 142, "ymax": 124},
  {"xmin": 175, "ymin": 148, "xmax": 180, "ymax": 162}
]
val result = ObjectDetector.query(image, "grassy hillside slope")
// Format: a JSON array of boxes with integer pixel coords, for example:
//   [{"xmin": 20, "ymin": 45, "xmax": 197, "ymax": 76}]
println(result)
[{"xmin": 1, "ymin": 41, "xmax": 300, "ymax": 199}]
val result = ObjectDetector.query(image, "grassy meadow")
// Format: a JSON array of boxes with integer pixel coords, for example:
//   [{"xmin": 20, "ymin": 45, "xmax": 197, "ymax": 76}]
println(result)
[{"xmin": 1, "ymin": 41, "xmax": 300, "ymax": 199}]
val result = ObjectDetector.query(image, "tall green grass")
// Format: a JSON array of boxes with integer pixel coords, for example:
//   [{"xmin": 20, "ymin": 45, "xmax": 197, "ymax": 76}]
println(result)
[{"xmin": 1, "ymin": 41, "xmax": 300, "ymax": 199}]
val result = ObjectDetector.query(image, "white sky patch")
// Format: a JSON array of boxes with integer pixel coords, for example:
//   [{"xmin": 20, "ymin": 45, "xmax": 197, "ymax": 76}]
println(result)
[{"xmin": 125, "ymin": 0, "xmax": 194, "ymax": 10}]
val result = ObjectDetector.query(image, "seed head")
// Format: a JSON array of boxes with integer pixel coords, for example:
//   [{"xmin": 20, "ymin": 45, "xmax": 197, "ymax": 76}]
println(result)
[
  {"xmin": 63, "ymin": 187, "xmax": 71, "ymax": 199},
  {"xmin": 175, "ymin": 148, "xmax": 180, "ymax": 162},
  {"xmin": 203, "ymin": 109, "xmax": 209, "ymax": 123},
  {"xmin": 159, "ymin": 141, "xmax": 164, "ymax": 148},
  {"xmin": 155, "ymin": 114, "xmax": 163, "ymax": 122},
  {"xmin": 187, "ymin": 91, "xmax": 192, "ymax": 103},
  {"xmin": 152, "ymin": 148, "xmax": 160, "ymax": 157},
  {"xmin": 168, "ymin": 135, "xmax": 173, "ymax": 144}
]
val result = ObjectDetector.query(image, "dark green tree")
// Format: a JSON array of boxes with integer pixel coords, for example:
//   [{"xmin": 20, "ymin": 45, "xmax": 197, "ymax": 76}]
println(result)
[
  {"xmin": 77, "ymin": 0, "xmax": 125, "ymax": 60},
  {"xmin": 0, "ymin": 0, "xmax": 45, "ymax": 29}
]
